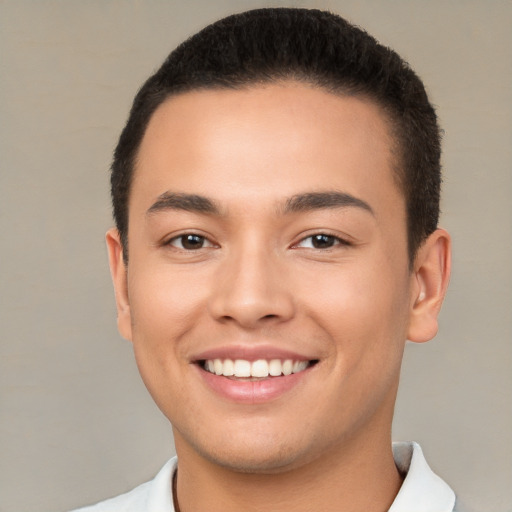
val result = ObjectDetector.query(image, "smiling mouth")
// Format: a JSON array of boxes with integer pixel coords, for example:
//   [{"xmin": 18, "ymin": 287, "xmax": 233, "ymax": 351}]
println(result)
[{"xmin": 199, "ymin": 358, "xmax": 318, "ymax": 379}]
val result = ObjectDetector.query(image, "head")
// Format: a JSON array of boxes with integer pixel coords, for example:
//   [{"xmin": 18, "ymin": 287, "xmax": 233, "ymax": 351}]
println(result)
[
  {"xmin": 111, "ymin": 8, "xmax": 441, "ymax": 265},
  {"xmin": 106, "ymin": 8, "xmax": 450, "ymax": 475}
]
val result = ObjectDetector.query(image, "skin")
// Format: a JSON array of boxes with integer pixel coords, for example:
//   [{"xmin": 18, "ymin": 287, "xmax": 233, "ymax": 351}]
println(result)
[{"xmin": 107, "ymin": 82, "xmax": 451, "ymax": 512}]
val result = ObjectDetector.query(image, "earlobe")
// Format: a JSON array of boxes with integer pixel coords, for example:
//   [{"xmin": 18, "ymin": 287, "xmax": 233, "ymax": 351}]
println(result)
[
  {"xmin": 407, "ymin": 228, "xmax": 451, "ymax": 343},
  {"xmin": 105, "ymin": 228, "xmax": 133, "ymax": 342}
]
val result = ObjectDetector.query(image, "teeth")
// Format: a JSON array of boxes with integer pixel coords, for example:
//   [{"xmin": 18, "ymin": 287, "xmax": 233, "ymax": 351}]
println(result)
[
  {"xmin": 251, "ymin": 359, "xmax": 269, "ymax": 378},
  {"xmin": 282, "ymin": 360, "xmax": 293, "ymax": 376},
  {"xmin": 269, "ymin": 359, "xmax": 282, "ymax": 376},
  {"xmin": 233, "ymin": 359, "xmax": 251, "ymax": 377},
  {"xmin": 203, "ymin": 358, "xmax": 310, "ymax": 378},
  {"xmin": 222, "ymin": 359, "xmax": 234, "ymax": 376},
  {"xmin": 214, "ymin": 359, "xmax": 223, "ymax": 375},
  {"xmin": 293, "ymin": 361, "xmax": 308, "ymax": 373}
]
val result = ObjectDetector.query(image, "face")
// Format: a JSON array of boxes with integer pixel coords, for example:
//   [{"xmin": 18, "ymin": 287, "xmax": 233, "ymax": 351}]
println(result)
[{"xmin": 109, "ymin": 83, "xmax": 432, "ymax": 473}]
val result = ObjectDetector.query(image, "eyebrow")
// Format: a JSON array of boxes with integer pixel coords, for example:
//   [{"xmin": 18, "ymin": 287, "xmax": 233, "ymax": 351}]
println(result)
[
  {"xmin": 282, "ymin": 191, "xmax": 374, "ymax": 215},
  {"xmin": 147, "ymin": 192, "xmax": 221, "ymax": 216},
  {"xmin": 146, "ymin": 190, "xmax": 374, "ymax": 217}
]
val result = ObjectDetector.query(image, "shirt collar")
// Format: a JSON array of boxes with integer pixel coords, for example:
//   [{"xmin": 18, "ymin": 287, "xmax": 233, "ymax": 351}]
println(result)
[
  {"xmin": 146, "ymin": 457, "xmax": 176, "ymax": 511},
  {"xmin": 389, "ymin": 441, "xmax": 455, "ymax": 512}
]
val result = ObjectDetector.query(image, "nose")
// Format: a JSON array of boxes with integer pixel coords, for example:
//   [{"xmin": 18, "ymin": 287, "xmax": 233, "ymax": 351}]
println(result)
[{"xmin": 208, "ymin": 243, "xmax": 295, "ymax": 329}]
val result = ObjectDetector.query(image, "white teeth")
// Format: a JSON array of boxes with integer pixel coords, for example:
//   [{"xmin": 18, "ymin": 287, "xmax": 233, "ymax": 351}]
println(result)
[
  {"xmin": 222, "ymin": 359, "xmax": 234, "ymax": 376},
  {"xmin": 269, "ymin": 359, "xmax": 282, "ymax": 376},
  {"xmin": 251, "ymin": 359, "xmax": 269, "ymax": 378},
  {"xmin": 282, "ymin": 360, "xmax": 293, "ymax": 376},
  {"xmin": 204, "ymin": 358, "xmax": 310, "ymax": 377},
  {"xmin": 214, "ymin": 359, "xmax": 223, "ymax": 375},
  {"xmin": 233, "ymin": 359, "xmax": 251, "ymax": 377}
]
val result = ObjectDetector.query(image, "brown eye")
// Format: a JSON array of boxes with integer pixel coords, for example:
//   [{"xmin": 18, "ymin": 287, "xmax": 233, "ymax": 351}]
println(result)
[
  {"xmin": 168, "ymin": 234, "xmax": 212, "ymax": 250},
  {"xmin": 311, "ymin": 234, "xmax": 336, "ymax": 249},
  {"xmin": 295, "ymin": 233, "xmax": 350, "ymax": 250}
]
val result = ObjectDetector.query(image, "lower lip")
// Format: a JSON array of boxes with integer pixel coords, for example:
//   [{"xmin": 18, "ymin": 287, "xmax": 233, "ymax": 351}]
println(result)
[{"xmin": 196, "ymin": 365, "xmax": 313, "ymax": 404}]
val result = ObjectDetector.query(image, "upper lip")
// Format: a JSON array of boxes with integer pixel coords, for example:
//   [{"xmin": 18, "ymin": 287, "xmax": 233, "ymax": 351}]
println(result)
[{"xmin": 191, "ymin": 345, "xmax": 317, "ymax": 363}]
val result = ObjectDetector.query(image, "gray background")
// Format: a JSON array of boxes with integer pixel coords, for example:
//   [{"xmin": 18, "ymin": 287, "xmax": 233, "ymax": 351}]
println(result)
[{"xmin": 1, "ymin": 1, "xmax": 511, "ymax": 511}]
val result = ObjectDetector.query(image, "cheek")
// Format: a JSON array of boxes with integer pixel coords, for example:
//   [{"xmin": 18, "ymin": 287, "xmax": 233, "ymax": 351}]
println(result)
[
  {"xmin": 126, "ymin": 268, "xmax": 208, "ymax": 391},
  {"xmin": 129, "ymin": 265, "xmax": 207, "ymax": 336},
  {"xmin": 298, "ymin": 256, "xmax": 410, "ymax": 361},
  {"xmin": 297, "ymin": 262, "xmax": 409, "ymax": 429}
]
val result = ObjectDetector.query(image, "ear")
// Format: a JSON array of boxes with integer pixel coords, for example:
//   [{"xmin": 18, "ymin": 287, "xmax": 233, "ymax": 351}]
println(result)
[
  {"xmin": 407, "ymin": 228, "xmax": 451, "ymax": 343},
  {"xmin": 106, "ymin": 228, "xmax": 133, "ymax": 342}
]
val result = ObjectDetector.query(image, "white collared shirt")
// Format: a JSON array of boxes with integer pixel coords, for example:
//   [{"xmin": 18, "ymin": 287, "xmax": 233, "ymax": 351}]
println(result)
[
  {"xmin": 71, "ymin": 442, "xmax": 457, "ymax": 512},
  {"xmin": 390, "ymin": 442, "xmax": 456, "ymax": 511}
]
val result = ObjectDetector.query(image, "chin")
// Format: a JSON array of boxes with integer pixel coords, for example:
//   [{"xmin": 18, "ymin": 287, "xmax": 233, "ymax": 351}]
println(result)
[
  {"xmin": 201, "ymin": 447, "xmax": 305, "ymax": 475},
  {"xmin": 177, "ymin": 425, "xmax": 323, "ymax": 475}
]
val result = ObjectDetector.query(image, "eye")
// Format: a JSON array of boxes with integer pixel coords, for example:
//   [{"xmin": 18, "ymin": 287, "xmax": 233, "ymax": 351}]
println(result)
[
  {"xmin": 167, "ymin": 233, "xmax": 214, "ymax": 250},
  {"xmin": 295, "ymin": 233, "xmax": 348, "ymax": 249}
]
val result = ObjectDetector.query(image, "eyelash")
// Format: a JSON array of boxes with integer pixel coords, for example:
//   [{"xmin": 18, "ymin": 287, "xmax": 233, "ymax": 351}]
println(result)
[
  {"xmin": 166, "ymin": 233, "xmax": 215, "ymax": 251},
  {"xmin": 165, "ymin": 232, "xmax": 351, "ymax": 251},
  {"xmin": 293, "ymin": 233, "xmax": 351, "ymax": 250}
]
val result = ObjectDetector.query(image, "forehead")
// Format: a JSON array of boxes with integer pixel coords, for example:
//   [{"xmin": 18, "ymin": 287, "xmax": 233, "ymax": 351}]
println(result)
[{"xmin": 132, "ymin": 83, "xmax": 401, "ymax": 213}]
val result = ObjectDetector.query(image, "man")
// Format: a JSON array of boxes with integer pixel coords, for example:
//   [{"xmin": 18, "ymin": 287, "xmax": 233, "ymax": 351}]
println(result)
[{"xmin": 73, "ymin": 7, "xmax": 457, "ymax": 511}]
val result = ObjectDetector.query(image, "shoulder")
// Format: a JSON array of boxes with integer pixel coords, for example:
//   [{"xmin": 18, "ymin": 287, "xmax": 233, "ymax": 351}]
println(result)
[{"xmin": 68, "ymin": 457, "xmax": 177, "ymax": 512}]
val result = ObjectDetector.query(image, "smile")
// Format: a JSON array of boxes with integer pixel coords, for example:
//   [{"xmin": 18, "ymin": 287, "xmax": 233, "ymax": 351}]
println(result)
[
  {"xmin": 202, "ymin": 358, "xmax": 312, "ymax": 378},
  {"xmin": 193, "ymin": 347, "xmax": 319, "ymax": 403}
]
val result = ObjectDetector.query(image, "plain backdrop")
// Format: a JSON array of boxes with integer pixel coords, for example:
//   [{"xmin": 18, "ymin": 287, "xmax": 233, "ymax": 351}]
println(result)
[{"xmin": 1, "ymin": 1, "xmax": 511, "ymax": 511}]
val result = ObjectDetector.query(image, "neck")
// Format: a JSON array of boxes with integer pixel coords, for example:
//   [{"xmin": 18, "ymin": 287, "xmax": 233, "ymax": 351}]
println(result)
[{"xmin": 172, "ymin": 426, "xmax": 402, "ymax": 512}]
